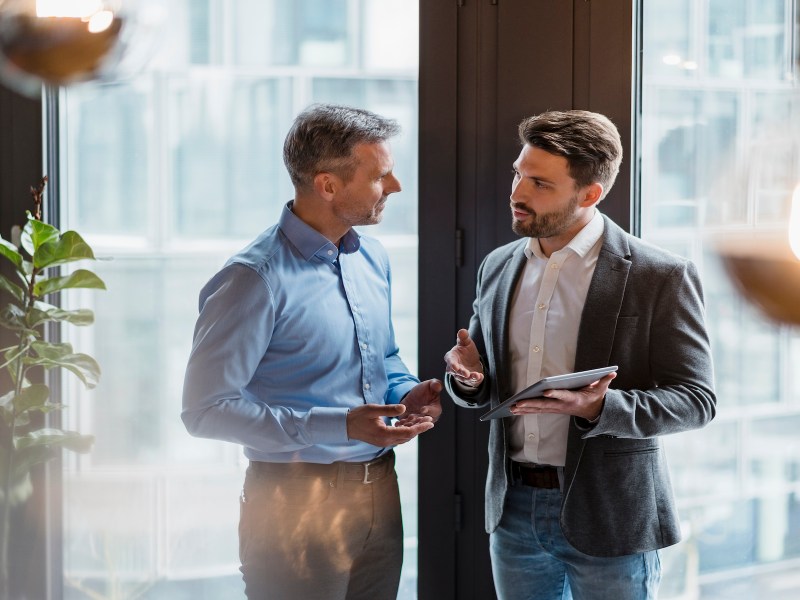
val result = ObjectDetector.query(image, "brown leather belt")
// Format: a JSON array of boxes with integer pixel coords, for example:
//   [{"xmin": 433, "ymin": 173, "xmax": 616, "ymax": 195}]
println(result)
[
  {"xmin": 512, "ymin": 462, "xmax": 560, "ymax": 489},
  {"xmin": 249, "ymin": 450, "xmax": 394, "ymax": 485}
]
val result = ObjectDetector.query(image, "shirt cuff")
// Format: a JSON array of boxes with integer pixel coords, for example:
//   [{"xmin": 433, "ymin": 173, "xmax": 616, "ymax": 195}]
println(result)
[
  {"xmin": 452, "ymin": 377, "xmax": 483, "ymax": 395},
  {"xmin": 386, "ymin": 380, "xmax": 418, "ymax": 405},
  {"xmin": 305, "ymin": 406, "xmax": 350, "ymax": 445}
]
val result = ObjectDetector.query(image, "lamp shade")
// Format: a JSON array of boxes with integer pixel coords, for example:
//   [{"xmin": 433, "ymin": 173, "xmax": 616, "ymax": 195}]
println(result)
[
  {"xmin": 717, "ymin": 234, "xmax": 800, "ymax": 326},
  {"xmin": 0, "ymin": 0, "xmax": 161, "ymax": 95}
]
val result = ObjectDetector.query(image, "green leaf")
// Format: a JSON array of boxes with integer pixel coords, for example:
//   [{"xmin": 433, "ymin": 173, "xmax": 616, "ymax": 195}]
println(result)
[
  {"xmin": 0, "ymin": 273, "xmax": 25, "ymax": 302},
  {"xmin": 31, "ymin": 340, "xmax": 74, "ymax": 358},
  {"xmin": 0, "ymin": 470, "xmax": 33, "ymax": 506},
  {"xmin": 34, "ymin": 269, "xmax": 106, "ymax": 298},
  {"xmin": 10, "ymin": 443, "xmax": 58, "ymax": 483},
  {"xmin": 14, "ymin": 383, "xmax": 50, "ymax": 413},
  {"xmin": 0, "ymin": 237, "xmax": 22, "ymax": 268},
  {"xmin": 28, "ymin": 341, "xmax": 101, "ymax": 388},
  {"xmin": 1, "ymin": 343, "xmax": 32, "ymax": 376},
  {"xmin": 29, "ymin": 302, "xmax": 94, "ymax": 327},
  {"xmin": 22, "ymin": 216, "xmax": 59, "ymax": 254},
  {"xmin": 15, "ymin": 428, "xmax": 95, "ymax": 453},
  {"xmin": 20, "ymin": 259, "xmax": 33, "ymax": 277},
  {"xmin": 0, "ymin": 390, "xmax": 13, "ymax": 425},
  {"xmin": 0, "ymin": 302, "xmax": 27, "ymax": 331},
  {"xmin": 0, "ymin": 445, "xmax": 46, "ymax": 505},
  {"xmin": 34, "ymin": 230, "xmax": 97, "ymax": 269},
  {"xmin": 0, "ymin": 389, "xmax": 13, "ymax": 409}
]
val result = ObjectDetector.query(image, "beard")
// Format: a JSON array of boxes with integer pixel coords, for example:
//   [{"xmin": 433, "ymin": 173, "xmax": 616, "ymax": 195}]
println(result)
[
  {"xmin": 511, "ymin": 194, "xmax": 580, "ymax": 239},
  {"xmin": 335, "ymin": 196, "xmax": 387, "ymax": 227}
]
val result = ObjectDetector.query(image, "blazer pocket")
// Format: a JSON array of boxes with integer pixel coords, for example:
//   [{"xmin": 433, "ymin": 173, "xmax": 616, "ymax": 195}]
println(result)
[
  {"xmin": 604, "ymin": 447, "xmax": 659, "ymax": 457},
  {"xmin": 601, "ymin": 450, "xmax": 660, "ymax": 534}
]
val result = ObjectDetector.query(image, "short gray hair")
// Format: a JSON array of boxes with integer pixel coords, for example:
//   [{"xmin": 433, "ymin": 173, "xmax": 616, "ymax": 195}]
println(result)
[
  {"xmin": 283, "ymin": 104, "xmax": 400, "ymax": 189},
  {"xmin": 518, "ymin": 110, "xmax": 623, "ymax": 198}
]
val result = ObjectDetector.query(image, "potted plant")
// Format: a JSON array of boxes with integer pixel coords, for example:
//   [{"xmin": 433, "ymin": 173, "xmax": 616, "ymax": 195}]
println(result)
[{"xmin": 0, "ymin": 177, "xmax": 105, "ymax": 599}]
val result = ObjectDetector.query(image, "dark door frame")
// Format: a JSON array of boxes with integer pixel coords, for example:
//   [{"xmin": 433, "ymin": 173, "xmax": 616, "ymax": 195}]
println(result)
[{"xmin": 418, "ymin": 1, "xmax": 640, "ymax": 597}]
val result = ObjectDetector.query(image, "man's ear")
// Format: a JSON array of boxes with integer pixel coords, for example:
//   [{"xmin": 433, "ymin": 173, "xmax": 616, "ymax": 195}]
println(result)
[
  {"xmin": 313, "ymin": 172, "xmax": 340, "ymax": 201},
  {"xmin": 580, "ymin": 182, "xmax": 604, "ymax": 207}
]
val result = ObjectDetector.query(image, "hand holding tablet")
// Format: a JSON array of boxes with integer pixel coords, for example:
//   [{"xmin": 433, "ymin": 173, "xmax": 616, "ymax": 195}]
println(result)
[{"xmin": 480, "ymin": 366, "xmax": 619, "ymax": 421}]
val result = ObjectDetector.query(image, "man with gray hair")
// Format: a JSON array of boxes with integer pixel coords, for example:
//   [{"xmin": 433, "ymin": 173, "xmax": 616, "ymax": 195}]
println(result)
[
  {"xmin": 444, "ymin": 110, "xmax": 716, "ymax": 599},
  {"xmin": 183, "ymin": 104, "xmax": 442, "ymax": 599}
]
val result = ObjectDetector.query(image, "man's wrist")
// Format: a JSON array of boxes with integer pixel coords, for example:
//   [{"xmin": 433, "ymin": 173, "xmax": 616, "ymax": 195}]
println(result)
[{"xmin": 585, "ymin": 397, "xmax": 605, "ymax": 423}]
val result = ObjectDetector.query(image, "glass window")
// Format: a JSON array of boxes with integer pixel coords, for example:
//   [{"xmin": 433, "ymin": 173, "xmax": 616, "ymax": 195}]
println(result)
[
  {"xmin": 642, "ymin": 0, "xmax": 800, "ymax": 597},
  {"xmin": 58, "ymin": 0, "xmax": 420, "ymax": 596}
]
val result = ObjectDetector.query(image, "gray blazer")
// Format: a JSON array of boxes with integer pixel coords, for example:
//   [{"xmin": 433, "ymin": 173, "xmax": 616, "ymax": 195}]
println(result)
[{"xmin": 446, "ymin": 215, "xmax": 716, "ymax": 557}]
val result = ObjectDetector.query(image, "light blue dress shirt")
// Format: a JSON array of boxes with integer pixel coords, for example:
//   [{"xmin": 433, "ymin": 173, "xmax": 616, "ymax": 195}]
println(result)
[{"xmin": 182, "ymin": 202, "xmax": 419, "ymax": 463}]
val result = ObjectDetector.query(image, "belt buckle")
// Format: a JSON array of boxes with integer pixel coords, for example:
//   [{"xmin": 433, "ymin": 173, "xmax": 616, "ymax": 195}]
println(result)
[{"xmin": 361, "ymin": 460, "xmax": 376, "ymax": 484}]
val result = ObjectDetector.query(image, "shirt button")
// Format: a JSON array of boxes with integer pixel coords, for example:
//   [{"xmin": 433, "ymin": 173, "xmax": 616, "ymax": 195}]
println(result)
[
  {"xmin": 532, "ymin": 346, "xmax": 540, "ymax": 353},
  {"xmin": 364, "ymin": 383, "xmax": 371, "ymax": 390},
  {"xmin": 327, "ymin": 250, "xmax": 334, "ymax": 256},
  {"xmin": 551, "ymin": 263, "xmax": 559, "ymax": 269},
  {"xmin": 537, "ymin": 303, "xmax": 546, "ymax": 310},
  {"xmin": 361, "ymin": 342, "xmax": 368, "ymax": 350},
  {"xmin": 527, "ymin": 433, "xmax": 536, "ymax": 441}
]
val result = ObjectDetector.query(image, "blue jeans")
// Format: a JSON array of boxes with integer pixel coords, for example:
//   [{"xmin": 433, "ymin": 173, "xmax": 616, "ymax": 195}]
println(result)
[{"xmin": 490, "ymin": 484, "xmax": 661, "ymax": 600}]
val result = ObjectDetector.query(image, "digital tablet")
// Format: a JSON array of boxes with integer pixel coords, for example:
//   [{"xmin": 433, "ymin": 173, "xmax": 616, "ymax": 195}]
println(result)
[{"xmin": 479, "ymin": 365, "xmax": 618, "ymax": 421}]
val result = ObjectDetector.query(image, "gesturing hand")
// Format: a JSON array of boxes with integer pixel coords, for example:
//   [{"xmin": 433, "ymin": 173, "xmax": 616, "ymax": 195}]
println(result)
[
  {"xmin": 347, "ymin": 403, "xmax": 433, "ymax": 447},
  {"xmin": 396, "ymin": 379, "xmax": 443, "ymax": 426},
  {"xmin": 444, "ymin": 329, "xmax": 484, "ymax": 387}
]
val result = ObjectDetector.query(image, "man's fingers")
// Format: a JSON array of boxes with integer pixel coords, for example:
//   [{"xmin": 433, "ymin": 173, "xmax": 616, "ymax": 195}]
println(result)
[
  {"xmin": 395, "ymin": 414, "xmax": 434, "ymax": 427},
  {"xmin": 383, "ymin": 420, "xmax": 434, "ymax": 445},
  {"xmin": 396, "ymin": 421, "xmax": 434, "ymax": 437},
  {"xmin": 361, "ymin": 403, "xmax": 406, "ymax": 418},
  {"xmin": 348, "ymin": 403, "xmax": 437, "ymax": 446},
  {"xmin": 452, "ymin": 371, "xmax": 483, "ymax": 385},
  {"xmin": 456, "ymin": 328, "xmax": 471, "ymax": 346}
]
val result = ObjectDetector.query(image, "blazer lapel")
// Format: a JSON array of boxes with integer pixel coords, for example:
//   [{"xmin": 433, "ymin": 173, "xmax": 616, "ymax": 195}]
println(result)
[
  {"xmin": 493, "ymin": 241, "xmax": 528, "ymax": 401},
  {"xmin": 574, "ymin": 217, "xmax": 632, "ymax": 372}
]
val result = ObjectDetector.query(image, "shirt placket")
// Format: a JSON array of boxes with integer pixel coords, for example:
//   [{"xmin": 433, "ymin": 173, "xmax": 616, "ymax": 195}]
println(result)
[
  {"xmin": 338, "ymin": 255, "xmax": 374, "ymax": 403},
  {"xmin": 524, "ymin": 252, "xmax": 566, "ymax": 463}
]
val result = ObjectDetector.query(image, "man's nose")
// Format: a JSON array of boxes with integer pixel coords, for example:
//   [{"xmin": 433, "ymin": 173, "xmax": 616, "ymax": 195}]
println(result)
[
  {"xmin": 510, "ymin": 177, "xmax": 523, "ymax": 201},
  {"xmin": 386, "ymin": 173, "xmax": 402, "ymax": 194}
]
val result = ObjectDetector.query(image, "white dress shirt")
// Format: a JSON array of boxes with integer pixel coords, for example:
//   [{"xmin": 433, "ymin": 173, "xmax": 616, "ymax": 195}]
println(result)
[{"xmin": 507, "ymin": 210, "xmax": 605, "ymax": 467}]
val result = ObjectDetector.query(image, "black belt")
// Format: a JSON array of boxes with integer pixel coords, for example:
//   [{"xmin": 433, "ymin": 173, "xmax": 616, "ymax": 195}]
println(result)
[
  {"xmin": 511, "ymin": 462, "xmax": 561, "ymax": 489},
  {"xmin": 249, "ymin": 450, "xmax": 394, "ymax": 485}
]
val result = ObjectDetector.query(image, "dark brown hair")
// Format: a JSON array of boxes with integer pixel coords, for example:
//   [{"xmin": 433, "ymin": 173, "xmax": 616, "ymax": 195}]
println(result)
[{"xmin": 518, "ymin": 110, "xmax": 623, "ymax": 198}]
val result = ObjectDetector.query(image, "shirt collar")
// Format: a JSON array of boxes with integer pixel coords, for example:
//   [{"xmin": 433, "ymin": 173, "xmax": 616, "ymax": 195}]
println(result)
[
  {"xmin": 524, "ymin": 209, "xmax": 605, "ymax": 260},
  {"xmin": 278, "ymin": 201, "xmax": 361, "ymax": 263}
]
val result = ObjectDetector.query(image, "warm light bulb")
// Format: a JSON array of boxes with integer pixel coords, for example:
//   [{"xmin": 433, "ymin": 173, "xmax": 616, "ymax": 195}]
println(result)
[
  {"xmin": 790, "ymin": 185, "xmax": 800, "ymax": 260},
  {"xmin": 87, "ymin": 10, "xmax": 114, "ymax": 32}
]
